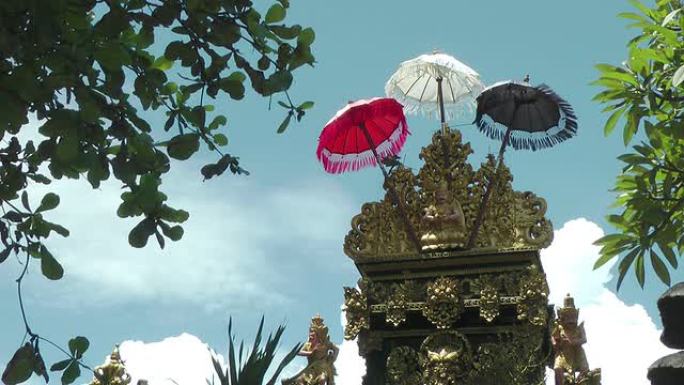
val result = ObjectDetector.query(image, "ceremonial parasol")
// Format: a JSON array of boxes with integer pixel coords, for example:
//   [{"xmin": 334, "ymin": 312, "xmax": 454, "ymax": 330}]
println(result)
[
  {"xmin": 385, "ymin": 52, "xmax": 485, "ymax": 129},
  {"xmin": 467, "ymin": 77, "xmax": 577, "ymax": 247},
  {"xmin": 316, "ymin": 98, "xmax": 421, "ymax": 251}
]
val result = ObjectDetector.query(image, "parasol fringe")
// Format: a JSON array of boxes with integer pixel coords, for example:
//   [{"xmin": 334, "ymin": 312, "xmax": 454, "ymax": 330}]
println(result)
[
  {"xmin": 474, "ymin": 84, "xmax": 578, "ymax": 151},
  {"xmin": 317, "ymin": 119, "xmax": 409, "ymax": 174}
]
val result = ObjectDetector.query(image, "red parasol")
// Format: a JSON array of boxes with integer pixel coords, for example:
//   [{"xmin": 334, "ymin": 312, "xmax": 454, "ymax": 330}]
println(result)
[
  {"xmin": 316, "ymin": 98, "xmax": 409, "ymax": 174},
  {"xmin": 316, "ymin": 97, "xmax": 420, "ymax": 252}
]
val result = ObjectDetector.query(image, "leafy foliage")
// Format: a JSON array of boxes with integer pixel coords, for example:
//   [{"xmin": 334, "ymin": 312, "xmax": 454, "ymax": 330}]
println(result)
[
  {"xmin": 1, "ymin": 0, "xmax": 315, "ymax": 383},
  {"xmin": 210, "ymin": 318, "xmax": 302, "ymax": 385},
  {"xmin": 593, "ymin": 0, "xmax": 684, "ymax": 289}
]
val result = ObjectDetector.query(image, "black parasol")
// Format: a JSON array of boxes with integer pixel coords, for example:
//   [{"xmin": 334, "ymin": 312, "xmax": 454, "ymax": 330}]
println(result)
[{"xmin": 467, "ymin": 78, "xmax": 577, "ymax": 248}]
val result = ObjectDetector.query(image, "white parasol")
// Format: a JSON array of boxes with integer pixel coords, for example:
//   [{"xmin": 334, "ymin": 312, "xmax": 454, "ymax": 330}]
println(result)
[{"xmin": 385, "ymin": 52, "xmax": 485, "ymax": 127}]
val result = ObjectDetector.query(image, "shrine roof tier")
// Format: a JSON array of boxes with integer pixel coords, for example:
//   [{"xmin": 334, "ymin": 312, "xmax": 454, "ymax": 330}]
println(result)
[{"xmin": 343, "ymin": 128, "xmax": 554, "ymax": 264}]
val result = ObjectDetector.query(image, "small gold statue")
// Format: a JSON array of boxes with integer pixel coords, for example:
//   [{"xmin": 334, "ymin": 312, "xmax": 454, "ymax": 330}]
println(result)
[
  {"xmin": 552, "ymin": 295, "xmax": 601, "ymax": 385},
  {"xmin": 421, "ymin": 182, "xmax": 467, "ymax": 251},
  {"xmin": 89, "ymin": 346, "xmax": 131, "ymax": 385},
  {"xmin": 282, "ymin": 315, "xmax": 339, "ymax": 385}
]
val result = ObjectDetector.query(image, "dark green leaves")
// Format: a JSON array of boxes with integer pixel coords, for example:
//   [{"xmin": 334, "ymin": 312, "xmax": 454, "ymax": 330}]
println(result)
[
  {"xmin": 41, "ymin": 248, "xmax": 64, "ymax": 280},
  {"xmin": 36, "ymin": 193, "xmax": 60, "ymax": 213},
  {"xmin": 2, "ymin": 344, "xmax": 34, "ymax": 385},
  {"xmin": 265, "ymin": 4, "xmax": 286, "ymax": 24},
  {"xmin": 49, "ymin": 337, "xmax": 88, "ymax": 385},
  {"xmin": 68, "ymin": 337, "xmax": 89, "ymax": 359},
  {"xmin": 167, "ymin": 133, "xmax": 200, "ymax": 160}
]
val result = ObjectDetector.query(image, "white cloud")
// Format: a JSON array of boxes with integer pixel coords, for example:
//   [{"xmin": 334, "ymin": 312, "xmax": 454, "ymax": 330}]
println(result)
[
  {"xmin": 335, "ymin": 311, "xmax": 365, "ymax": 385},
  {"xmin": 541, "ymin": 218, "xmax": 675, "ymax": 385},
  {"xmin": 11, "ymin": 171, "xmax": 355, "ymax": 311},
  {"xmin": 118, "ymin": 333, "xmax": 222, "ymax": 385}
]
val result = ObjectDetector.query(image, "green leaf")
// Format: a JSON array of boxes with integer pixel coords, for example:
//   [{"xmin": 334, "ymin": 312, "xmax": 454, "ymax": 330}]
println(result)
[
  {"xmin": 214, "ymin": 133, "xmax": 228, "ymax": 146},
  {"xmin": 662, "ymin": 8, "xmax": 681, "ymax": 26},
  {"xmin": 37, "ymin": 193, "xmax": 60, "ymax": 212},
  {"xmin": 297, "ymin": 28, "xmax": 315, "ymax": 46},
  {"xmin": 650, "ymin": 251, "xmax": 671, "ymax": 286},
  {"xmin": 167, "ymin": 134, "xmax": 200, "ymax": 160},
  {"xmin": 265, "ymin": 4, "xmax": 286, "ymax": 23},
  {"xmin": 298, "ymin": 101, "xmax": 314, "ymax": 110},
  {"xmin": 61, "ymin": 360, "xmax": 80, "ymax": 385},
  {"xmin": 50, "ymin": 359, "xmax": 72, "ymax": 372},
  {"xmin": 604, "ymin": 107, "xmax": 625, "ymax": 136},
  {"xmin": 2, "ymin": 344, "xmax": 34, "ymax": 385},
  {"xmin": 594, "ymin": 251, "xmax": 618, "ymax": 270},
  {"xmin": 672, "ymin": 64, "xmax": 684, "ymax": 87},
  {"xmin": 0, "ymin": 247, "xmax": 11, "ymax": 264},
  {"xmin": 659, "ymin": 242, "xmax": 678, "ymax": 268},
  {"xmin": 41, "ymin": 250, "xmax": 64, "ymax": 280},
  {"xmin": 635, "ymin": 251, "xmax": 645, "ymax": 287},
  {"xmin": 128, "ymin": 218, "xmax": 157, "ymax": 248},
  {"xmin": 617, "ymin": 248, "xmax": 640, "ymax": 290},
  {"xmin": 21, "ymin": 191, "xmax": 30, "ymax": 211},
  {"xmin": 68, "ymin": 337, "xmax": 89, "ymax": 358},
  {"xmin": 277, "ymin": 113, "xmax": 292, "ymax": 134},
  {"xmin": 151, "ymin": 56, "xmax": 174, "ymax": 71}
]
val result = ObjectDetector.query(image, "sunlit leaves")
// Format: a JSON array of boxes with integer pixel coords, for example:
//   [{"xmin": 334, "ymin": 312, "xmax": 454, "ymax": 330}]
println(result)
[{"xmin": 593, "ymin": 0, "xmax": 684, "ymax": 289}]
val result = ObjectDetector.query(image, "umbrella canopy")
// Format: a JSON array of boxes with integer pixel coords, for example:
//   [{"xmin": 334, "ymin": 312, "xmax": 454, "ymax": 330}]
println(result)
[
  {"xmin": 475, "ymin": 81, "xmax": 577, "ymax": 151},
  {"xmin": 316, "ymin": 98, "xmax": 409, "ymax": 174},
  {"xmin": 385, "ymin": 52, "xmax": 485, "ymax": 121}
]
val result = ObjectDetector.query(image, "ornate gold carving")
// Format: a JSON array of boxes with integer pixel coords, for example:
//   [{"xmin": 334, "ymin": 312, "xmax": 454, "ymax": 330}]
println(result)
[
  {"xmin": 420, "ymin": 331, "xmax": 473, "ymax": 385},
  {"xmin": 516, "ymin": 265, "xmax": 550, "ymax": 326},
  {"xmin": 423, "ymin": 277, "xmax": 463, "ymax": 329},
  {"xmin": 89, "ymin": 347, "xmax": 131, "ymax": 385},
  {"xmin": 344, "ymin": 129, "xmax": 554, "ymax": 261},
  {"xmin": 343, "ymin": 286, "xmax": 369, "ymax": 340},
  {"xmin": 386, "ymin": 283, "xmax": 409, "ymax": 327},
  {"xmin": 282, "ymin": 315, "xmax": 339, "ymax": 385},
  {"xmin": 552, "ymin": 294, "xmax": 601, "ymax": 385},
  {"xmin": 421, "ymin": 181, "xmax": 467, "ymax": 250},
  {"xmin": 514, "ymin": 191, "xmax": 554, "ymax": 248},
  {"xmin": 468, "ymin": 325, "xmax": 549, "ymax": 385},
  {"xmin": 386, "ymin": 346, "xmax": 420, "ymax": 385},
  {"xmin": 478, "ymin": 276, "xmax": 500, "ymax": 323}
]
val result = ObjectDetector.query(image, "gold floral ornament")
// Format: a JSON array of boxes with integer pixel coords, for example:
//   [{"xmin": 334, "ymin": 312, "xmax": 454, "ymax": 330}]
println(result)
[
  {"xmin": 516, "ymin": 265, "xmax": 550, "ymax": 326},
  {"xmin": 478, "ymin": 276, "xmax": 500, "ymax": 323},
  {"xmin": 420, "ymin": 331, "xmax": 472, "ymax": 385},
  {"xmin": 343, "ymin": 286, "xmax": 369, "ymax": 340},
  {"xmin": 423, "ymin": 277, "xmax": 463, "ymax": 329},
  {"xmin": 343, "ymin": 129, "xmax": 554, "ymax": 261},
  {"xmin": 386, "ymin": 283, "xmax": 409, "ymax": 327},
  {"xmin": 386, "ymin": 346, "xmax": 421, "ymax": 385},
  {"xmin": 89, "ymin": 346, "xmax": 131, "ymax": 385}
]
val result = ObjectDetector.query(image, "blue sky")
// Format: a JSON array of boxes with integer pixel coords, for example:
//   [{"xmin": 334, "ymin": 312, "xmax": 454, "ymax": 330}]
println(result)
[{"xmin": 1, "ymin": 1, "xmax": 682, "ymax": 384}]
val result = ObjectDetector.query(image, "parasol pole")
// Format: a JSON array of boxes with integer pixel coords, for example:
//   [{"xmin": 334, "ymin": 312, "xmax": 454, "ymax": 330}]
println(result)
[
  {"xmin": 359, "ymin": 123, "xmax": 422, "ymax": 253},
  {"xmin": 436, "ymin": 76, "xmax": 447, "ymax": 133},
  {"xmin": 466, "ymin": 122, "xmax": 514, "ymax": 248}
]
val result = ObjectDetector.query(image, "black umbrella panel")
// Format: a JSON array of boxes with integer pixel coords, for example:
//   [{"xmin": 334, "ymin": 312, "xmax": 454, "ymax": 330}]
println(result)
[{"xmin": 467, "ymin": 80, "xmax": 577, "ymax": 248}]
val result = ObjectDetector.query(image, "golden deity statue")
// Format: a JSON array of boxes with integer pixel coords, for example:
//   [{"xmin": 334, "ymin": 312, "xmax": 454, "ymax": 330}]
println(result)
[
  {"xmin": 282, "ymin": 315, "xmax": 339, "ymax": 385},
  {"xmin": 552, "ymin": 295, "xmax": 600, "ymax": 385},
  {"xmin": 421, "ymin": 182, "xmax": 467, "ymax": 251},
  {"xmin": 89, "ymin": 346, "xmax": 131, "ymax": 385}
]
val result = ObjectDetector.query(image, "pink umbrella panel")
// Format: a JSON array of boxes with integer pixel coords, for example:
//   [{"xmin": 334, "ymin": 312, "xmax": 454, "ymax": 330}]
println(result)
[{"xmin": 316, "ymin": 98, "xmax": 410, "ymax": 174}]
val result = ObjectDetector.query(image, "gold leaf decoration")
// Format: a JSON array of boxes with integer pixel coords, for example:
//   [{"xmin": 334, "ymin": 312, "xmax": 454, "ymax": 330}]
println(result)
[
  {"xmin": 386, "ymin": 346, "xmax": 421, "ymax": 385},
  {"xmin": 516, "ymin": 265, "xmax": 550, "ymax": 326},
  {"xmin": 422, "ymin": 277, "xmax": 463, "ymax": 329},
  {"xmin": 343, "ymin": 286, "xmax": 369, "ymax": 340},
  {"xmin": 420, "ymin": 331, "xmax": 473, "ymax": 385}
]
